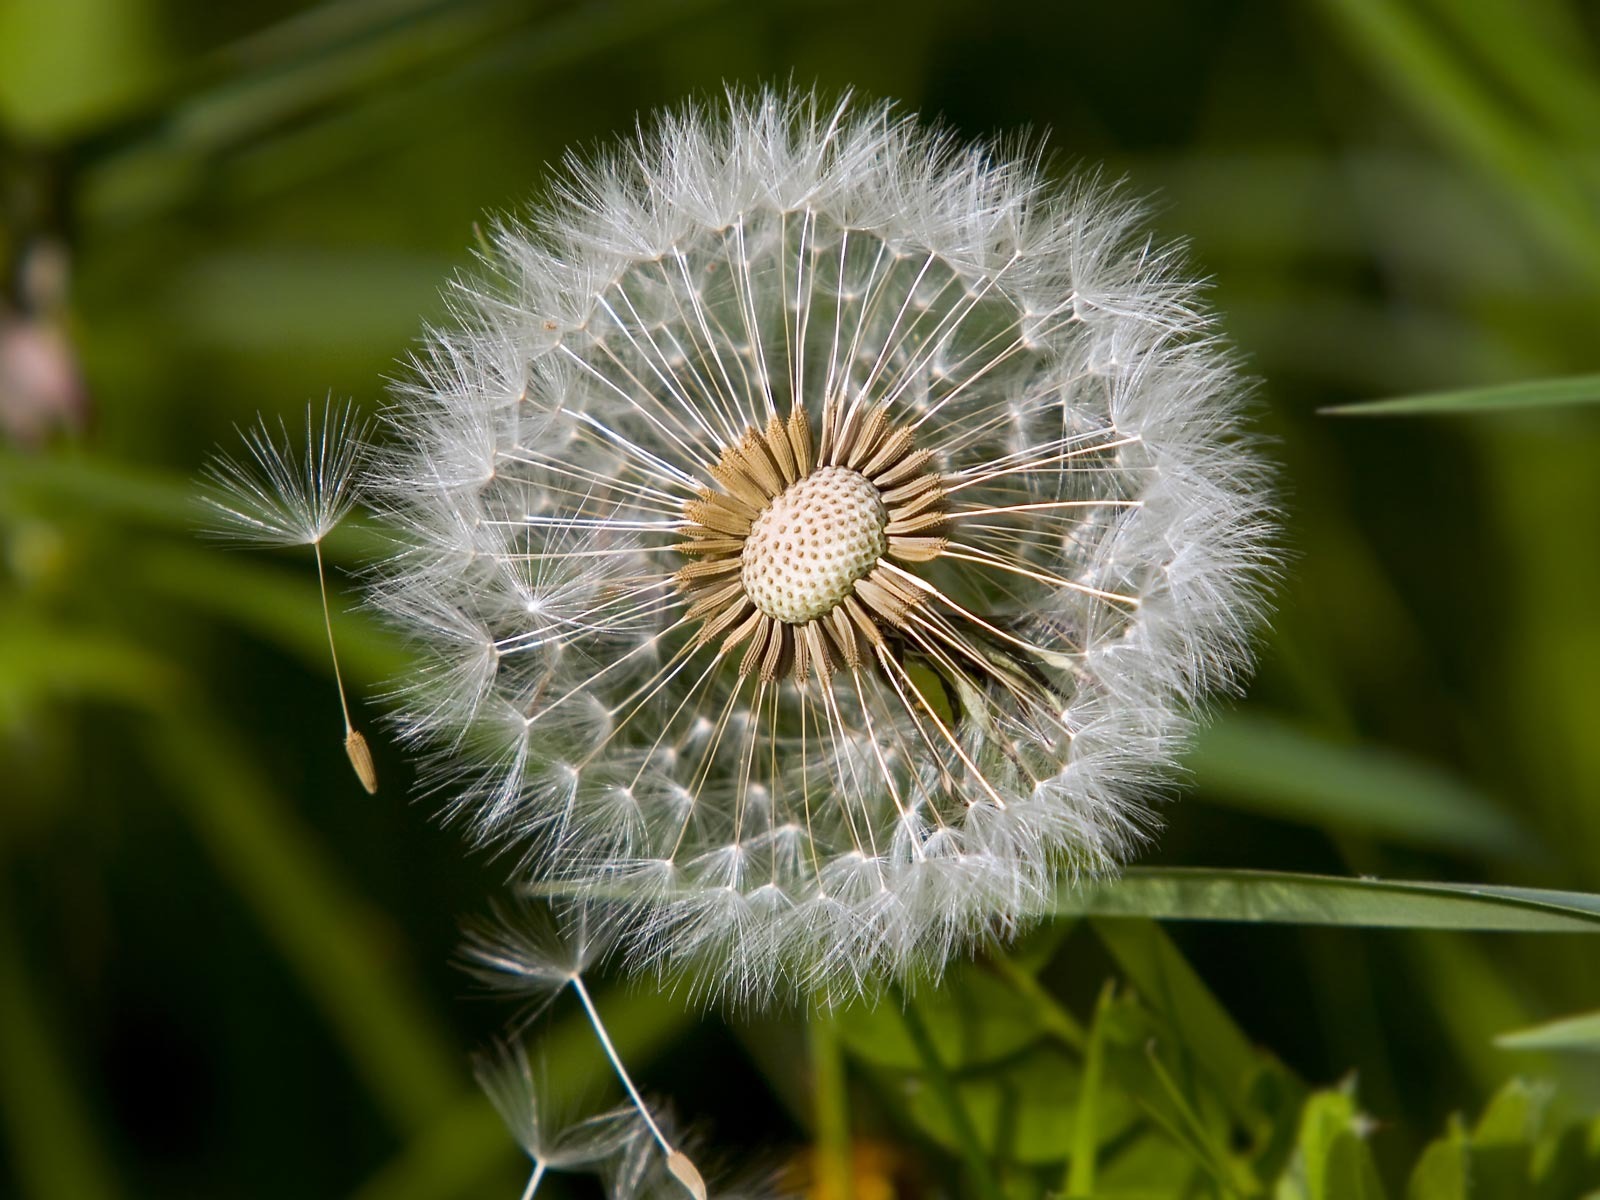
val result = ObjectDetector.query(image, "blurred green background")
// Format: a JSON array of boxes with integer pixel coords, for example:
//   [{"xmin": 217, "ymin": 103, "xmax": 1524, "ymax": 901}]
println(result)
[{"xmin": 5, "ymin": 0, "xmax": 1600, "ymax": 1197}]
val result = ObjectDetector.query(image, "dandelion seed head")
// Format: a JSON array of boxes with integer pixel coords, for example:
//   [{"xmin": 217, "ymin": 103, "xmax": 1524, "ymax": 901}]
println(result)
[{"xmin": 372, "ymin": 87, "xmax": 1275, "ymax": 1003}]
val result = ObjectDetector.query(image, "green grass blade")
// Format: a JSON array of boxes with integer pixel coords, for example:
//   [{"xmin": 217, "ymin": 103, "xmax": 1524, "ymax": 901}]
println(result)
[
  {"xmin": 1313, "ymin": 0, "xmax": 1600, "ymax": 284},
  {"xmin": 1188, "ymin": 713, "xmax": 1540, "ymax": 859},
  {"xmin": 1065, "ymin": 983, "xmax": 1114, "ymax": 1197},
  {"xmin": 1060, "ymin": 869, "xmax": 1600, "ymax": 931},
  {"xmin": 1320, "ymin": 373, "xmax": 1600, "ymax": 416},
  {"xmin": 1493, "ymin": 1011, "xmax": 1600, "ymax": 1053}
]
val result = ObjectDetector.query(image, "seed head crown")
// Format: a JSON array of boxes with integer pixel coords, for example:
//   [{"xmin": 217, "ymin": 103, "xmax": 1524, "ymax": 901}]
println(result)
[{"xmin": 369, "ymin": 88, "xmax": 1275, "ymax": 1002}]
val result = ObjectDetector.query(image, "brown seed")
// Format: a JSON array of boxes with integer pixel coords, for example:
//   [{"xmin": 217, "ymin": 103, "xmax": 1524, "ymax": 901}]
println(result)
[{"xmin": 345, "ymin": 729, "xmax": 379, "ymax": 794}]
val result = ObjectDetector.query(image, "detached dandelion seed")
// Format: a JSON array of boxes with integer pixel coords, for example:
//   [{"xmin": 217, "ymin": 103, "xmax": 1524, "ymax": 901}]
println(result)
[
  {"xmin": 465, "ymin": 907, "xmax": 709, "ymax": 1193},
  {"xmin": 373, "ymin": 87, "xmax": 1275, "ymax": 1001},
  {"xmin": 202, "ymin": 400, "xmax": 380, "ymax": 793},
  {"xmin": 472, "ymin": 1038, "xmax": 638, "ymax": 1199}
]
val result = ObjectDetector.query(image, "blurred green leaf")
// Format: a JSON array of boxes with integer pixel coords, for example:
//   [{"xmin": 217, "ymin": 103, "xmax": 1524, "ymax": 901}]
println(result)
[
  {"xmin": 1188, "ymin": 712, "xmax": 1539, "ymax": 859},
  {"xmin": 136, "ymin": 544, "xmax": 413, "ymax": 684},
  {"xmin": 898, "ymin": 1044, "xmax": 1137, "ymax": 1167},
  {"xmin": 0, "ymin": 450, "xmax": 199, "ymax": 536},
  {"xmin": 0, "ymin": 618, "xmax": 180, "ymax": 724},
  {"xmin": 1414, "ymin": 0, "xmax": 1600, "ymax": 151},
  {"xmin": 1320, "ymin": 373, "xmax": 1600, "ymax": 416},
  {"xmin": 1495, "ymin": 1011, "xmax": 1600, "ymax": 1053},
  {"xmin": 1407, "ymin": 1116, "xmax": 1468, "ymax": 1200},
  {"xmin": 1092, "ymin": 919, "xmax": 1291, "ymax": 1129},
  {"xmin": 0, "ymin": 907, "xmax": 120, "ymax": 1200},
  {"xmin": 1314, "ymin": 0, "xmax": 1600, "ymax": 284},
  {"xmin": 1062, "ymin": 869, "xmax": 1600, "ymax": 932},
  {"xmin": 836, "ymin": 964, "xmax": 1048, "ymax": 1071},
  {"xmin": 146, "ymin": 712, "xmax": 463, "ymax": 1133},
  {"xmin": 890, "ymin": 992, "xmax": 1004, "ymax": 1200},
  {"xmin": 1276, "ymin": 1086, "xmax": 1385, "ymax": 1200},
  {"xmin": 0, "ymin": 0, "xmax": 163, "ymax": 137},
  {"xmin": 158, "ymin": 249, "xmax": 453, "ymax": 352},
  {"xmin": 0, "ymin": 449, "xmax": 387, "ymax": 559}
]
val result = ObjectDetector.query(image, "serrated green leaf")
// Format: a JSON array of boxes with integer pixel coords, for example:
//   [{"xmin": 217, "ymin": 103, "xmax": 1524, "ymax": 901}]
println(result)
[
  {"xmin": 1275, "ymin": 1086, "xmax": 1380, "ymax": 1200},
  {"xmin": 1408, "ymin": 1119, "xmax": 1469, "ymax": 1200},
  {"xmin": 1096, "ymin": 1127, "xmax": 1208, "ymax": 1196},
  {"xmin": 1320, "ymin": 373, "xmax": 1600, "ymax": 415},
  {"xmin": 1473, "ymin": 1078, "xmax": 1545, "ymax": 1145},
  {"xmin": 1495, "ymin": 1011, "xmax": 1600, "ymax": 1053},
  {"xmin": 1188, "ymin": 713, "xmax": 1540, "ymax": 860},
  {"xmin": 1060, "ymin": 869, "xmax": 1600, "ymax": 932},
  {"xmin": 1469, "ymin": 1080, "xmax": 1545, "ymax": 1196}
]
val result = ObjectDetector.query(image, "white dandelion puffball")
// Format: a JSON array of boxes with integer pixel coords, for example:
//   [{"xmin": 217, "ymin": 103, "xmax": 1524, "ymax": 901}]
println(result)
[{"xmin": 371, "ymin": 88, "xmax": 1274, "ymax": 1002}]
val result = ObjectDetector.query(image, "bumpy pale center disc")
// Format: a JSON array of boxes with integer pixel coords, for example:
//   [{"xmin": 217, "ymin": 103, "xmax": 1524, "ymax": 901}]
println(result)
[{"xmin": 741, "ymin": 465, "xmax": 888, "ymax": 624}]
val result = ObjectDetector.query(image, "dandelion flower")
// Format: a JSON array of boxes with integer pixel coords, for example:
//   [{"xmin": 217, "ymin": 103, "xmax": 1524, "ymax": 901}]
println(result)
[{"xmin": 371, "ymin": 88, "xmax": 1274, "ymax": 1002}]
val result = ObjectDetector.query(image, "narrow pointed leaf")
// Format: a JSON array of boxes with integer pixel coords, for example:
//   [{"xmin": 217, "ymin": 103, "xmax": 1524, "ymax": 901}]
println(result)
[
  {"xmin": 1060, "ymin": 869, "xmax": 1600, "ymax": 932},
  {"xmin": 1320, "ymin": 373, "xmax": 1600, "ymax": 415},
  {"xmin": 1494, "ymin": 1011, "xmax": 1600, "ymax": 1053}
]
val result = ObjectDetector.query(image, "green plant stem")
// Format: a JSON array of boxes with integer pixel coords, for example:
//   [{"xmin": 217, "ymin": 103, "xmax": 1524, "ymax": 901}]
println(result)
[
  {"xmin": 809, "ymin": 1012, "xmax": 853, "ymax": 1200},
  {"xmin": 0, "ymin": 898, "xmax": 120, "ymax": 1200},
  {"xmin": 1064, "ymin": 982, "xmax": 1113, "ymax": 1197},
  {"xmin": 986, "ymin": 952, "xmax": 1086, "ymax": 1051},
  {"xmin": 889, "ymin": 986, "xmax": 1004, "ymax": 1200}
]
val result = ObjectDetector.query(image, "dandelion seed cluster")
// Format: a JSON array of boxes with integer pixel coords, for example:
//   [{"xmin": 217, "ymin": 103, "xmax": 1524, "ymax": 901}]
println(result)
[{"xmin": 371, "ymin": 89, "xmax": 1274, "ymax": 1001}]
